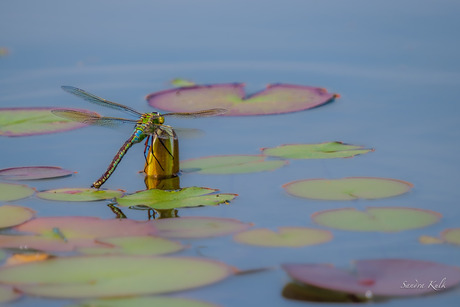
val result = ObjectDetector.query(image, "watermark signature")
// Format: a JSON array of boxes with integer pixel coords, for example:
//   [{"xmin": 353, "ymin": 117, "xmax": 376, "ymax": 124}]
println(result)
[{"xmin": 400, "ymin": 278, "xmax": 447, "ymax": 291}]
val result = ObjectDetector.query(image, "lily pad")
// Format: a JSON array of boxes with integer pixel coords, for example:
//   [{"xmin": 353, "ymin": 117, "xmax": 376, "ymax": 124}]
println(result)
[
  {"xmin": 282, "ymin": 259, "xmax": 460, "ymax": 297},
  {"xmin": 0, "ymin": 107, "xmax": 93, "ymax": 137},
  {"xmin": 170, "ymin": 78, "xmax": 197, "ymax": 87},
  {"xmin": 262, "ymin": 142, "xmax": 373, "ymax": 159},
  {"xmin": 181, "ymin": 155, "xmax": 287, "ymax": 174},
  {"xmin": 0, "ymin": 166, "xmax": 74, "ymax": 180},
  {"xmin": 234, "ymin": 227, "xmax": 332, "ymax": 247},
  {"xmin": 0, "ymin": 182, "xmax": 35, "ymax": 201},
  {"xmin": 312, "ymin": 207, "xmax": 441, "ymax": 232},
  {"xmin": 0, "ymin": 205, "xmax": 36, "ymax": 228},
  {"xmin": 116, "ymin": 187, "xmax": 237, "ymax": 209},
  {"xmin": 155, "ymin": 216, "xmax": 253, "ymax": 238},
  {"xmin": 68, "ymin": 296, "xmax": 219, "ymax": 307},
  {"xmin": 441, "ymin": 228, "xmax": 460, "ymax": 245},
  {"xmin": 0, "ymin": 255, "xmax": 233, "ymax": 298},
  {"xmin": 0, "ymin": 234, "xmax": 78, "ymax": 252},
  {"xmin": 147, "ymin": 83, "xmax": 337, "ymax": 116},
  {"xmin": 78, "ymin": 236, "xmax": 184, "ymax": 256},
  {"xmin": 36, "ymin": 188, "xmax": 123, "ymax": 202},
  {"xmin": 0, "ymin": 285, "xmax": 20, "ymax": 304},
  {"xmin": 283, "ymin": 177, "xmax": 413, "ymax": 200}
]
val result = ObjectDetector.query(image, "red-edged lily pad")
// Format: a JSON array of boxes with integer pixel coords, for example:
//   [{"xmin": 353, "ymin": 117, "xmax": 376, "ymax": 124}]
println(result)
[
  {"xmin": 78, "ymin": 236, "xmax": 184, "ymax": 256},
  {"xmin": 283, "ymin": 177, "xmax": 413, "ymax": 200},
  {"xmin": 312, "ymin": 207, "xmax": 441, "ymax": 232},
  {"xmin": 147, "ymin": 83, "xmax": 337, "ymax": 116},
  {"xmin": 0, "ymin": 255, "xmax": 233, "ymax": 298},
  {"xmin": 234, "ymin": 227, "xmax": 332, "ymax": 247},
  {"xmin": 0, "ymin": 285, "xmax": 21, "ymax": 304},
  {"xmin": 69, "ymin": 296, "xmax": 219, "ymax": 307},
  {"xmin": 0, "ymin": 205, "xmax": 36, "ymax": 228},
  {"xmin": 0, "ymin": 107, "xmax": 94, "ymax": 137},
  {"xmin": 282, "ymin": 259, "xmax": 460, "ymax": 297},
  {"xmin": 181, "ymin": 155, "xmax": 287, "ymax": 174},
  {"xmin": 0, "ymin": 166, "xmax": 74, "ymax": 180},
  {"xmin": 155, "ymin": 216, "xmax": 253, "ymax": 238},
  {"xmin": 0, "ymin": 182, "xmax": 35, "ymax": 201},
  {"xmin": 442, "ymin": 228, "xmax": 460, "ymax": 245},
  {"xmin": 116, "ymin": 187, "xmax": 237, "ymax": 209},
  {"xmin": 262, "ymin": 142, "xmax": 373, "ymax": 159},
  {"xmin": 36, "ymin": 188, "xmax": 123, "ymax": 202}
]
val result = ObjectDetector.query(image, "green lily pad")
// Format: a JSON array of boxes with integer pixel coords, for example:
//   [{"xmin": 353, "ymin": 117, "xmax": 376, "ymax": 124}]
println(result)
[
  {"xmin": 0, "ymin": 250, "xmax": 5, "ymax": 261},
  {"xmin": 234, "ymin": 227, "xmax": 333, "ymax": 247},
  {"xmin": 147, "ymin": 83, "xmax": 337, "ymax": 116},
  {"xmin": 0, "ymin": 107, "xmax": 93, "ymax": 137},
  {"xmin": 0, "ymin": 285, "xmax": 20, "ymax": 304},
  {"xmin": 116, "ymin": 187, "xmax": 237, "ymax": 209},
  {"xmin": 262, "ymin": 142, "xmax": 373, "ymax": 159},
  {"xmin": 0, "ymin": 182, "xmax": 35, "ymax": 201},
  {"xmin": 36, "ymin": 188, "xmax": 123, "ymax": 202},
  {"xmin": 0, "ymin": 255, "xmax": 232, "ymax": 298},
  {"xmin": 0, "ymin": 205, "xmax": 36, "ymax": 228},
  {"xmin": 170, "ymin": 78, "xmax": 197, "ymax": 87},
  {"xmin": 0, "ymin": 166, "xmax": 74, "ymax": 180},
  {"xmin": 155, "ymin": 216, "xmax": 253, "ymax": 238},
  {"xmin": 441, "ymin": 228, "xmax": 460, "ymax": 245},
  {"xmin": 78, "ymin": 236, "xmax": 184, "ymax": 256},
  {"xmin": 312, "ymin": 207, "xmax": 441, "ymax": 232},
  {"xmin": 283, "ymin": 177, "xmax": 413, "ymax": 200},
  {"xmin": 181, "ymin": 155, "xmax": 287, "ymax": 174},
  {"xmin": 68, "ymin": 296, "xmax": 219, "ymax": 307}
]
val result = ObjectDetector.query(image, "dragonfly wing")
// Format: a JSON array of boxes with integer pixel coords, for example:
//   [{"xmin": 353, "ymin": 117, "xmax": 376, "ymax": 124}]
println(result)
[
  {"xmin": 51, "ymin": 109, "xmax": 138, "ymax": 128},
  {"xmin": 61, "ymin": 86, "xmax": 142, "ymax": 117},
  {"xmin": 161, "ymin": 108, "xmax": 227, "ymax": 118}
]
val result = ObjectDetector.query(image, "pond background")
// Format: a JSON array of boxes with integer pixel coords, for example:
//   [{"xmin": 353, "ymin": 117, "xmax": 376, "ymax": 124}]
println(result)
[{"xmin": 1, "ymin": 0, "xmax": 460, "ymax": 306}]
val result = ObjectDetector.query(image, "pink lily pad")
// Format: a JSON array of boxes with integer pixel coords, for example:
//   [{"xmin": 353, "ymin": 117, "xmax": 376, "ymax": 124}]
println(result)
[
  {"xmin": 282, "ymin": 259, "xmax": 460, "ymax": 297},
  {"xmin": 0, "ymin": 285, "xmax": 21, "ymax": 304},
  {"xmin": 234, "ymin": 227, "xmax": 333, "ymax": 247},
  {"xmin": 0, "ymin": 205, "xmax": 36, "ymax": 228},
  {"xmin": 0, "ymin": 234, "xmax": 79, "ymax": 252},
  {"xmin": 283, "ymin": 177, "xmax": 413, "ymax": 200},
  {"xmin": 36, "ymin": 188, "xmax": 123, "ymax": 202},
  {"xmin": 312, "ymin": 207, "xmax": 441, "ymax": 232},
  {"xmin": 0, "ymin": 107, "xmax": 94, "ymax": 137},
  {"xmin": 69, "ymin": 296, "xmax": 219, "ymax": 307},
  {"xmin": 155, "ymin": 216, "xmax": 253, "ymax": 238},
  {"xmin": 0, "ymin": 166, "xmax": 74, "ymax": 180},
  {"xmin": 146, "ymin": 83, "xmax": 338, "ymax": 116},
  {"xmin": 0, "ymin": 182, "xmax": 35, "ymax": 201},
  {"xmin": 0, "ymin": 255, "xmax": 233, "ymax": 298}
]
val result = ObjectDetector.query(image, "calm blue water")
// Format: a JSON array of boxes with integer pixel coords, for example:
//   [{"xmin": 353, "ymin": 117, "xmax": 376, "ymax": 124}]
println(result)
[{"xmin": 1, "ymin": 0, "xmax": 460, "ymax": 306}]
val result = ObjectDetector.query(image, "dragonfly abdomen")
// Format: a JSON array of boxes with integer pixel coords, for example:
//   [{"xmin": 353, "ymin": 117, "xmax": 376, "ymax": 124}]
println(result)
[{"xmin": 92, "ymin": 134, "xmax": 137, "ymax": 188}]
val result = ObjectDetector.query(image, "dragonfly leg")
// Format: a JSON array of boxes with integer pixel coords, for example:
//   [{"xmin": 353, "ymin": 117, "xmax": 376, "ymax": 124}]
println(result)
[
  {"xmin": 143, "ymin": 135, "xmax": 151, "ymax": 163},
  {"xmin": 155, "ymin": 127, "xmax": 174, "ymax": 159}
]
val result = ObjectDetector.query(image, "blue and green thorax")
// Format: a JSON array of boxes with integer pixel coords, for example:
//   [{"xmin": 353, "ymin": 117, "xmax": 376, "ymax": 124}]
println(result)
[{"xmin": 132, "ymin": 112, "xmax": 165, "ymax": 143}]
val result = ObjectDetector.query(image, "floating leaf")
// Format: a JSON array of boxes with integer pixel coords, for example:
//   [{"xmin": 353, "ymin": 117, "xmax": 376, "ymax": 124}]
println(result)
[
  {"xmin": 0, "ymin": 166, "xmax": 74, "ymax": 180},
  {"xmin": 36, "ymin": 188, "xmax": 123, "ymax": 202},
  {"xmin": 0, "ymin": 234, "xmax": 77, "ymax": 252},
  {"xmin": 0, "ymin": 205, "xmax": 35, "ymax": 228},
  {"xmin": 0, "ymin": 182, "xmax": 35, "ymax": 201},
  {"xmin": 16, "ymin": 216, "xmax": 157, "ymax": 240},
  {"xmin": 312, "ymin": 207, "xmax": 441, "ymax": 232},
  {"xmin": 282, "ymin": 259, "xmax": 460, "ymax": 297},
  {"xmin": 282, "ymin": 282, "xmax": 369, "ymax": 303},
  {"xmin": 181, "ymin": 155, "xmax": 287, "ymax": 174},
  {"xmin": 78, "ymin": 236, "xmax": 184, "ymax": 256},
  {"xmin": 441, "ymin": 228, "xmax": 460, "ymax": 245},
  {"xmin": 419, "ymin": 236, "xmax": 444, "ymax": 245},
  {"xmin": 283, "ymin": 177, "xmax": 413, "ymax": 200},
  {"xmin": 262, "ymin": 142, "xmax": 373, "ymax": 159},
  {"xmin": 5, "ymin": 253, "xmax": 51, "ymax": 266},
  {"xmin": 0, "ymin": 285, "xmax": 20, "ymax": 304},
  {"xmin": 0, "ymin": 107, "xmax": 94, "ymax": 137},
  {"xmin": 170, "ymin": 78, "xmax": 197, "ymax": 87},
  {"xmin": 147, "ymin": 83, "xmax": 337, "ymax": 116},
  {"xmin": 155, "ymin": 216, "xmax": 253, "ymax": 238},
  {"xmin": 234, "ymin": 227, "xmax": 332, "ymax": 247},
  {"xmin": 116, "ymin": 187, "xmax": 237, "ymax": 209},
  {"xmin": 0, "ymin": 255, "xmax": 232, "ymax": 298},
  {"xmin": 68, "ymin": 296, "xmax": 219, "ymax": 307}
]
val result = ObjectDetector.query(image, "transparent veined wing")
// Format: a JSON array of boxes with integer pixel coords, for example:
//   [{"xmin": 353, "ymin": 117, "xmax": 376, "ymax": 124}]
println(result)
[
  {"xmin": 161, "ymin": 108, "xmax": 227, "ymax": 118},
  {"xmin": 51, "ymin": 109, "xmax": 138, "ymax": 128}
]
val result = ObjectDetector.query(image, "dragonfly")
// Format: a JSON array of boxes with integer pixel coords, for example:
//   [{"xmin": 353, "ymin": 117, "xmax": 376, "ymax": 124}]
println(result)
[{"xmin": 53, "ymin": 86, "xmax": 226, "ymax": 189}]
